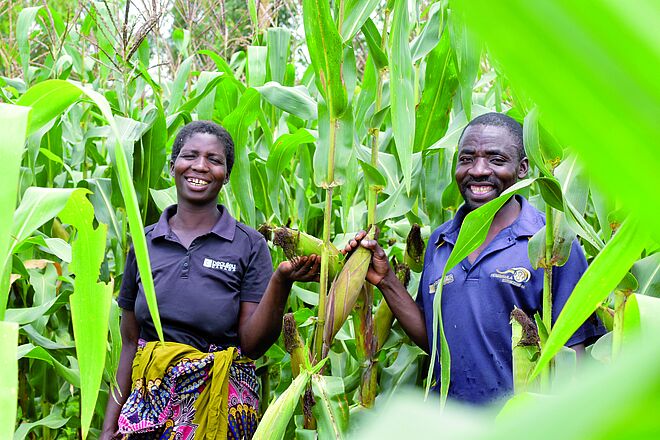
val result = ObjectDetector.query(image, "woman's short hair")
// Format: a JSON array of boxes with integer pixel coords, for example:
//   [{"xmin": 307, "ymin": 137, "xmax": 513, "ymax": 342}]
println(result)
[{"xmin": 171, "ymin": 121, "xmax": 235, "ymax": 177}]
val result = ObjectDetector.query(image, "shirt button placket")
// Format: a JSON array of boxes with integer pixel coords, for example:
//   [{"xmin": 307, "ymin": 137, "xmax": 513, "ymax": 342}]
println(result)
[{"xmin": 182, "ymin": 252, "xmax": 190, "ymax": 278}]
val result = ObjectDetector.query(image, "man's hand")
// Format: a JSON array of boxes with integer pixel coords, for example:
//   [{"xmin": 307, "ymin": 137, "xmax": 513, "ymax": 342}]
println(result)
[
  {"xmin": 342, "ymin": 230, "xmax": 392, "ymax": 286},
  {"xmin": 276, "ymin": 255, "xmax": 321, "ymax": 283}
]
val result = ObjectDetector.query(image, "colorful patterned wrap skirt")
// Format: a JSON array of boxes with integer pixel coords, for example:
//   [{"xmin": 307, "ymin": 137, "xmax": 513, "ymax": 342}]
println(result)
[{"xmin": 118, "ymin": 339, "xmax": 259, "ymax": 439}]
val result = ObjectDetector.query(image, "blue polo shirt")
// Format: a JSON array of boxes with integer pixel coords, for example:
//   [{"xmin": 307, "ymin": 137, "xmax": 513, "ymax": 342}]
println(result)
[
  {"xmin": 118, "ymin": 205, "xmax": 273, "ymax": 351},
  {"xmin": 416, "ymin": 196, "xmax": 605, "ymax": 404}
]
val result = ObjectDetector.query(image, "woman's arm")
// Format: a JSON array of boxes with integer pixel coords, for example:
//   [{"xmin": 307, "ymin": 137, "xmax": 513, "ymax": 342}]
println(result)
[
  {"xmin": 100, "ymin": 310, "xmax": 139, "ymax": 440},
  {"xmin": 239, "ymin": 256, "xmax": 319, "ymax": 359}
]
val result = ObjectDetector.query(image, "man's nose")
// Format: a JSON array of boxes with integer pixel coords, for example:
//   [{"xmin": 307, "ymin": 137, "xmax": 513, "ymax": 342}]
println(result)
[{"xmin": 468, "ymin": 158, "xmax": 492, "ymax": 177}]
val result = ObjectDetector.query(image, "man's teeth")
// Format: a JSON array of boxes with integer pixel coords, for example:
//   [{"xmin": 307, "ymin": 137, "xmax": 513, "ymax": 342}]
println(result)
[
  {"xmin": 470, "ymin": 185, "xmax": 492, "ymax": 195},
  {"xmin": 187, "ymin": 177, "xmax": 209, "ymax": 186}
]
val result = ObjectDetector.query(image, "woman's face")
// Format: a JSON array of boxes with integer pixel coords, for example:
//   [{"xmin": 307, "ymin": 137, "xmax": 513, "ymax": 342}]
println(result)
[{"xmin": 170, "ymin": 132, "xmax": 227, "ymax": 207}]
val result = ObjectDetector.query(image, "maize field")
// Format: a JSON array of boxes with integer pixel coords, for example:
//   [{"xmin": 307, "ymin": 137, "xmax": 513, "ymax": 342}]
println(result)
[{"xmin": 0, "ymin": 0, "xmax": 659, "ymax": 438}]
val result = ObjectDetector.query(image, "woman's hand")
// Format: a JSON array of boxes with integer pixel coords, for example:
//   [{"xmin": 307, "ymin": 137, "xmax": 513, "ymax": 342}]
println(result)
[
  {"xmin": 276, "ymin": 255, "xmax": 321, "ymax": 283},
  {"xmin": 342, "ymin": 230, "xmax": 392, "ymax": 286}
]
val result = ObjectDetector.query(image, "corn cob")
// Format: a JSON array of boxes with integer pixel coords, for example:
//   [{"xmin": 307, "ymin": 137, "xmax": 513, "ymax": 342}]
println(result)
[
  {"xmin": 510, "ymin": 307, "xmax": 541, "ymax": 393},
  {"xmin": 282, "ymin": 313, "xmax": 316, "ymax": 429},
  {"xmin": 273, "ymin": 227, "xmax": 343, "ymax": 280},
  {"xmin": 404, "ymin": 224, "xmax": 425, "ymax": 273},
  {"xmin": 375, "ymin": 263, "xmax": 410, "ymax": 351},
  {"xmin": 253, "ymin": 370, "xmax": 311, "ymax": 440},
  {"xmin": 283, "ymin": 313, "xmax": 307, "ymax": 378},
  {"xmin": 322, "ymin": 232, "xmax": 374, "ymax": 356}
]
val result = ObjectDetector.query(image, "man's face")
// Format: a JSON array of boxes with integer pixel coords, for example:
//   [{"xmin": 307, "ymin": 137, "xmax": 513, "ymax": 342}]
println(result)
[{"xmin": 455, "ymin": 124, "xmax": 528, "ymax": 211}]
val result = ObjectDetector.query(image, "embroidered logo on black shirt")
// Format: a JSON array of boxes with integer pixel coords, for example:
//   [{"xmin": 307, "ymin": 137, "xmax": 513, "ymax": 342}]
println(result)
[{"xmin": 203, "ymin": 258, "xmax": 237, "ymax": 272}]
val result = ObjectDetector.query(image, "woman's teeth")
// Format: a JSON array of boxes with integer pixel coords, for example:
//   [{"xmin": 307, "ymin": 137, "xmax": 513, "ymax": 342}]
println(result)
[{"xmin": 187, "ymin": 177, "xmax": 209, "ymax": 187}]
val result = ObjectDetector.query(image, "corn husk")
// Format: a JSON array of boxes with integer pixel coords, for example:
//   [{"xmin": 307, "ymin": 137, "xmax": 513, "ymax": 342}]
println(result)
[
  {"xmin": 404, "ymin": 224, "xmax": 425, "ymax": 273},
  {"xmin": 375, "ymin": 263, "xmax": 411, "ymax": 351},
  {"xmin": 510, "ymin": 307, "xmax": 541, "ymax": 393},
  {"xmin": 322, "ymin": 233, "xmax": 373, "ymax": 355},
  {"xmin": 273, "ymin": 227, "xmax": 343, "ymax": 279}
]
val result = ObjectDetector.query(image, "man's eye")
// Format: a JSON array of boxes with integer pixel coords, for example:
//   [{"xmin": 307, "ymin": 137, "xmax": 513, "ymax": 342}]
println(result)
[
  {"xmin": 459, "ymin": 156, "xmax": 472, "ymax": 163},
  {"xmin": 491, "ymin": 158, "xmax": 505, "ymax": 165}
]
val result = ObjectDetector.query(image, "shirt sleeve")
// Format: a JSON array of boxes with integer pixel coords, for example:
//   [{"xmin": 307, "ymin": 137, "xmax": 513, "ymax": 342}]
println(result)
[
  {"xmin": 117, "ymin": 246, "xmax": 138, "ymax": 311},
  {"xmin": 240, "ymin": 235, "xmax": 273, "ymax": 303},
  {"xmin": 552, "ymin": 239, "xmax": 607, "ymax": 346}
]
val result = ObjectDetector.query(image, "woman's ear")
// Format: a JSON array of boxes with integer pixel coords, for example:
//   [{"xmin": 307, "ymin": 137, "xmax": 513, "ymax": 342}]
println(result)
[{"xmin": 169, "ymin": 161, "xmax": 175, "ymax": 177}]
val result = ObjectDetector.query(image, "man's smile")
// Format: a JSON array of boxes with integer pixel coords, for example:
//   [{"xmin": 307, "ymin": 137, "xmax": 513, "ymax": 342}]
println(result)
[{"xmin": 469, "ymin": 184, "xmax": 494, "ymax": 195}]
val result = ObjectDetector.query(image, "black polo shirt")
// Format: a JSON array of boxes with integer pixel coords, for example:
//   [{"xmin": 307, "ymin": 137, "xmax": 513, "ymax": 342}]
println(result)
[{"xmin": 118, "ymin": 205, "xmax": 272, "ymax": 351}]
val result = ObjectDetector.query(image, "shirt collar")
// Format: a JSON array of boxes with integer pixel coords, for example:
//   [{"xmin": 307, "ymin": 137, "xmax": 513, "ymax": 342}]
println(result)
[
  {"xmin": 434, "ymin": 195, "xmax": 542, "ymax": 245},
  {"xmin": 151, "ymin": 204, "xmax": 236, "ymax": 241}
]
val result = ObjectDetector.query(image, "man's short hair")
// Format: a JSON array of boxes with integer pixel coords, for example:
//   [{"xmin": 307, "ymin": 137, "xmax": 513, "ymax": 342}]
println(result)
[
  {"xmin": 458, "ymin": 112, "xmax": 526, "ymax": 160},
  {"xmin": 171, "ymin": 121, "xmax": 235, "ymax": 177}
]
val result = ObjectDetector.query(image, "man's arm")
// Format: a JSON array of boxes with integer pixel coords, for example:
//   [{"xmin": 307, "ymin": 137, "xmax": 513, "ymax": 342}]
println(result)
[{"xmin": 345, "ymin": 231, "xmax": 429, "ymax": 352}]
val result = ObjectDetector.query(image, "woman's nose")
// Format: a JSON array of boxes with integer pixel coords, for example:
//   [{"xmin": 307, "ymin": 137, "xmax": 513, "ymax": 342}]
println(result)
[{"xmin": 191, "ymin": 157, "xmax": 209, "ymax": 171}]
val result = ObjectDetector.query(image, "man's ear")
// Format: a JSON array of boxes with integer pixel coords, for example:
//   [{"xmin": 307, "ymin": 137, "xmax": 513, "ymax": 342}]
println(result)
[{"xmin": 518, "ymin": 157, "xmax": 529, "ymax": 179}]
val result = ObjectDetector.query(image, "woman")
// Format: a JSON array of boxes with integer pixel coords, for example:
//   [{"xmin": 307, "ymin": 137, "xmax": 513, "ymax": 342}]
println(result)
[{"xmin": 101, "ymin": 121, "xmax": 319, "ymax": 439}]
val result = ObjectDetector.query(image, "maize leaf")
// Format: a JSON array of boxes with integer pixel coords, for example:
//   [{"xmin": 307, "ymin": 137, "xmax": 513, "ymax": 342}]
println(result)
[{"xmin": 511, "ymin": 307, "xmax": 540, "ymax": 393}]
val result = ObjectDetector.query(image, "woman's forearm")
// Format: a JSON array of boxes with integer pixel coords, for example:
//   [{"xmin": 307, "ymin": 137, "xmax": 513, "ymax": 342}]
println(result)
[{"xmin": 239, "ymin": 269, "xmax": 291, "ymax": 359}]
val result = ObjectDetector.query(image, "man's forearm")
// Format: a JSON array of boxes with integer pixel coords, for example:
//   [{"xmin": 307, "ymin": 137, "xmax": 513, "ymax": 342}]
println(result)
[{"xmin": 377, "ymin": 270, "xmax": 429, "ymax": 352}]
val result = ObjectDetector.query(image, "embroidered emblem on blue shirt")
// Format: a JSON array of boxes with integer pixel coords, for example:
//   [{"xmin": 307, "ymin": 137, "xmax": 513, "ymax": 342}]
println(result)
[
  {"xmin": 203, "ymin": 258, "xmax": 237, "ymax": 272},
  {"xmin": 490, "ymin": 267, "xmax": 531, "ymax": 288}
]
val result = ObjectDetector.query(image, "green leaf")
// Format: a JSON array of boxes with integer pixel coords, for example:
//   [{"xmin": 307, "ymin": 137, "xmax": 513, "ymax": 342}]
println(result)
[
  {"xmin": 414, "ymin": 31, "xmax": 458, "ymax": 152},
  {"xmin": 16, "ymin": 80, "xmax": 82, "ymax": 137},
  {"xmin": 303, "ymin": 0, "xmax": 348, "ymax": 117},
  {"xmin": 266, "ymin": 129, "xmax": 315, "ymax": 222},
  {"xmin": 253, "ymin": 371, "xmax": 311, "ymax": 440},
  {"xmin": 456, "ymin": 0, "xmax": 660, "ymax": 242},
  {"xmin": 428, "ymin": 178, "xmax": 537, "ymax": 405},
  {"xmin": 224, "ymin": 88, "xmax": 261, "ymax": 226},
  {"xmin": 358, "ymin": 160, "xmax": 387, "ymax": 189},
  {"xmin": 390, "ymin": 0, "xmax": 415, "ymax": 193},
  {"xmin": 426, "ymin": 105, "xmax": 490, "ymax": 152},
  {"xmin": 255, "ymin": 82, "xmax": 318, "ymax": 120},
  {"xmin": 632, "ymin": 254, "xmax": 660, "ymax": 298},
  {"xmin": 361, "ymin": 19, "xmax": 388, "ymax": 70},
  {"xmin": 314, "ymin": 102, "xmax": 354, "ymax": 187},
  {"xmin": 72, "ymin": 82, "xmax": 163, "ymax": 342},
  {"xmin": 14, "ymin": 412, "xmax": 70, "ymax": 440},
  {"xmin": 448, "ymin": 9, "xmax": 481, "ymax": 119},
  {"xmin": 0, "ymin": 322, "xmax": 18, "ymax": 440},
  {"xmin": 311, "ymin": 375, "xmax": 350, "ymax": 439},
  {"xmin": 17, "ymin": 6, "xmax": 43, "ymax": 83},
  {"xmin": 411, "ymin": 2, "xmax": 444, "ymax": 62},
  {"xmin": 267, "ymin": 28, "xmax": 291, "ymax": 84},
  {"xmin": 0, "ymin": 103, "xmax": 30, "ymax": 319},
  {"xmin": 247, "ymin": 46, "xmax": 268, "ymax": 87},
  {"xmin": 340, "ymin": 0, "xmax": 380, "ymax": 43},
  {"xmin": 17, "ymin": 343, "xmax": 80, "ymax": 387},
  {"xmin": 380, "ymin": 344, "xmax": 426, "ymax": 400},
  {"xmin": 523, "ymin": 107, "xmax": 553, "ymax": 177},
  {"xmin": 59, "ymin": 190, "xmax": 112, "ymax": 439},
  {"xmin": 166, "ymin": 55, "xmax": 193, "ymax": 114},
  {"xmin": 149, "ymin": 186, "xmax": 177, "ymax": 213},
  {"xmin": 531, "ymin": 217, "xmax": 647, "ymax": 379}
]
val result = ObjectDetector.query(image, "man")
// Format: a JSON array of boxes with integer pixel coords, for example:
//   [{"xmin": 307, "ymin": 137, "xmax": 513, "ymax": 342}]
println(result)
[{"xmin": 346, "ymin": 112, "xmax": 604, "ymax": 404}]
